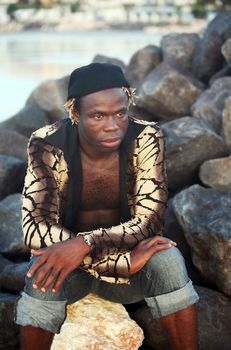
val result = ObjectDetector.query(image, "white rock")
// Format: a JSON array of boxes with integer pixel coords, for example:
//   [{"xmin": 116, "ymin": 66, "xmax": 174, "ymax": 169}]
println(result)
[{"xmin": 51, "ymin": 293, "xmax": 144, "ymax": 350}]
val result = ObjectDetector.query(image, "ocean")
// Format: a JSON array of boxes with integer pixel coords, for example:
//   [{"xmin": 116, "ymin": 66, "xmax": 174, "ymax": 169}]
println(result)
[{"xmin": 0, "ymin": 30, "xmax": 163, "ymax": 121}]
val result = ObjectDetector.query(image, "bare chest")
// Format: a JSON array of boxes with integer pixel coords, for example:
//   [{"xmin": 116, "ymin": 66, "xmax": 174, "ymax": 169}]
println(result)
[{"xmin": 80, "ymin": 156, "xmax": 120, "ymax": 211}]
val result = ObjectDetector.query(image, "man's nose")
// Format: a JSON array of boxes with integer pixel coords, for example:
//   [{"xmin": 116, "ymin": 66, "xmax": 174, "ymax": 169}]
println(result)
[{"xmin": 104, "ymin": 116, "xmax": 119, "ymax": 131}]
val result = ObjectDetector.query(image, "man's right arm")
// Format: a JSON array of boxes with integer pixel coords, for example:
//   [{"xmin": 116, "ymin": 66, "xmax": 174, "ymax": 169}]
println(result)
[{"xmin": 22, "ymin": 137, "xmax": 72, "ymax": 248}]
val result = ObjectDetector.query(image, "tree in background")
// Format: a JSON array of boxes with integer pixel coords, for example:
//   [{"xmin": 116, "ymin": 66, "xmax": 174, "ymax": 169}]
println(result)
[{"xmin": 192, "ymin": 0, "xmax": 231, "ymax": 18}]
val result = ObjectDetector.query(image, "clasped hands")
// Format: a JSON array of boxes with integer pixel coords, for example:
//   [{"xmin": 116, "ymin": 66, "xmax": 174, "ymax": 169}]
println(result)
[{"xmin": 27, "ymin": 235, "xmax": 176, "ymax": 292}]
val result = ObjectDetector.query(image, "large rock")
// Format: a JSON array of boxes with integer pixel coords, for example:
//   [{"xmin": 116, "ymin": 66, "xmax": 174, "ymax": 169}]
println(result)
[
  {"xmin": 136, "ymin": 61, "xmax": 203, "ymax": 120},
  {"xmin": 0, "ymin": 129, "xmax": 28, "ymax": 161},
  {"xmin": 196, "ymin": 286, "xmax": 231, "ymax": 350},
  {"xmin": 192, "ymin": 11, "xmax": 231, "ymax": 82},
  {"xmin": 161, "ymin": 117, "xmax": 227, "ymax": 190},
  {"xmin": 0, "ymin": 293, "xmax": 19, "ymax": 350},
  {"xmin": 160, "ymin": 33, "xmax": 199, "ymax": 70},
  {"xmin": 221, "ymin": 38, "xmax": 231, "ymax": 67},
  {"xmin": 131, "ymin": 286, "xmax": 231, "ymax": 350},
  {"xmin": 128, "ymin": 104, "xmax": 156, "ymax": 122},
  {"xmin": 199, "ymin": 156, "xmax": 231, "ymax": 190},
  {"xmin": 51, "ymin": 293, "xmax": 144, "ymax": 350},
  {"xmin": 0, "ymin": 193, "xmax": 29, "ymax": 258},
  {"xmin": 0, "ymin": 103, "xmax": 49, "ymax": 138},
  {"xmin": 125, "ymin": 45, "xmax": 161, "ymax": 87},
  {"xmin": 26, "ymin": 76, "xmax": 69, "ymax": 121},
  {"xmin": 173, "ymin": 185, "xmax": 231, "ymax": 296},
  {"xmin": 222, "ymin": 96, "xmax": 231, "ymax": 152},
  {"xmin": 191, "ymin": 77, "xmax": 231, "ymax": 134},
  {"xmin": 0, "ymin": 254, "xmax": 27, "ymax": 293},
  {"xmin": 164, "ymin": 200, "xmax": 203, "ymax": 285},
  {"xmin": 0, "ymin": 155, "xmax": 26, "ymax": 200},
  {"xmin": 209, "ymin": 65, "xmax": 231, "ymax": 86},
  {"xmin": 93, "ymin": 54, "xmax": 126, "ymax": 72}
]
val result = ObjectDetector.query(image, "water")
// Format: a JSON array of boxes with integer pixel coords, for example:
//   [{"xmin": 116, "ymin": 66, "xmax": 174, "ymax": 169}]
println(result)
[{"xmin": 0, "ymin": 30, "xmax": 163, "ymax": 122}]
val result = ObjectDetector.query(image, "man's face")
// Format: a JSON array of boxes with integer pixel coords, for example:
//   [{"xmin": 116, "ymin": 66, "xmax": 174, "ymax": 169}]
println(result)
[{"xmin": 78, "ymin": 88, "xmax": 129, "ymax": 154}]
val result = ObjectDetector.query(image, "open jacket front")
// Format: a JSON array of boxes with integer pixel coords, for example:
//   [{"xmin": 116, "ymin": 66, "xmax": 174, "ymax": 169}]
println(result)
[{"xmin": 22, "ymin": 116, "xmax": 168, "ymax": 284}]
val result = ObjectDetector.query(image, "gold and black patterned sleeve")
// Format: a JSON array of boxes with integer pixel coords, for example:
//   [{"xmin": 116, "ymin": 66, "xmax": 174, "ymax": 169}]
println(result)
[{"xmin": 22, "ymin": 137, "xmax": 72, "ymax": 248}]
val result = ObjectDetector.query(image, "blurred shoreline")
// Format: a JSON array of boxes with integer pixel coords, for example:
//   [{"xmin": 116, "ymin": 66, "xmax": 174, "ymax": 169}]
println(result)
[{"xmin": 1, "ymin": 15, "xmax": 208, "ymax": 34}]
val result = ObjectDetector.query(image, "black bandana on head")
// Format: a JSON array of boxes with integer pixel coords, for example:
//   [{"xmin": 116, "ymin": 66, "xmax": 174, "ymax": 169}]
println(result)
[{"xmin": 67, "ymin": 62, "xmax": 130, "ymax": 100}]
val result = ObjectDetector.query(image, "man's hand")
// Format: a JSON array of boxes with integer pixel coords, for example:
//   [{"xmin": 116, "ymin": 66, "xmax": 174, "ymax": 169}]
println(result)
[
  {"xmin": 130, "ymin": 236, "xmax": 176, "ymax": 275},
  {"xmin": 27, "ymin": 236, "xmax": 91, "ymax": 293}
]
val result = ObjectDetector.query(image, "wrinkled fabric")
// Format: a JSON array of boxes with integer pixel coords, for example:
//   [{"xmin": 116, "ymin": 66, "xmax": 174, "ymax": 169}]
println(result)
[{"xmin": 22, "ymin": 117, "xmax": 168, "ymax": 283}]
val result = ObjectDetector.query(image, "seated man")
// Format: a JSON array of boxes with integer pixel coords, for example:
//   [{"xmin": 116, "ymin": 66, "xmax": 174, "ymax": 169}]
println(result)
[{"xmin": 15, "ymin": 63, "xmax": 199, "ymax": 350}]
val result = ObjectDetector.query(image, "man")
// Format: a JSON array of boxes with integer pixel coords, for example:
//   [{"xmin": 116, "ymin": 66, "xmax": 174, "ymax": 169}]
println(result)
[{"xmin": 15, "ymin": 63, "xmax": 199, "ymax": 350}]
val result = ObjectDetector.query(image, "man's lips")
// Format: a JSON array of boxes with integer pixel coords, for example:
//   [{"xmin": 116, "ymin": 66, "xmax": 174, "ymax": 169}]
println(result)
[{"xmin": 101, "ymin": 137, "xmax": 121, "ymax": 147}]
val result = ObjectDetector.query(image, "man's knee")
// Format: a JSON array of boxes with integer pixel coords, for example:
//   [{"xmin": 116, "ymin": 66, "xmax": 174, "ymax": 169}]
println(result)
[
  {"xmin": 143, "ymin": 247, "xmax": 199, "ymax": 318},
  {"xmin": 144, "ymin": 246, "xmax": 189, "ymax": 294},
  {"xmin": 15, "ymin": 292, "xmax": 67, "ymax": 334}
]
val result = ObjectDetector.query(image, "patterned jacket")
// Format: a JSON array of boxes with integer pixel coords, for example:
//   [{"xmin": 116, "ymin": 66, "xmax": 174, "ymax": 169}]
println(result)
[{"xmin": 22, "ymin": 117, "xmax": 168, "ymax": 283}]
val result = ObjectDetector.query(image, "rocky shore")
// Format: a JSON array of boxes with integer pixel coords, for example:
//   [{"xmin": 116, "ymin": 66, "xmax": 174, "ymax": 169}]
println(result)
[{"xmin": 0, "ymin": 11, "xmax": 231, "ymax": 350}]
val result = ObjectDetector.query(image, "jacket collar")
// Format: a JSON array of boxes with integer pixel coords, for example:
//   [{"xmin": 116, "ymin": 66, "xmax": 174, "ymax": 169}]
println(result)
[{"xmin": 44, "ymin": 118, "xmax": 145, "ymax": 230}]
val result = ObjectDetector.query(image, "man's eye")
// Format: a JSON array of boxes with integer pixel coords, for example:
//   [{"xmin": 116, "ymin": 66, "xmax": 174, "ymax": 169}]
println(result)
[
  {"xmin": 116, "ymin": 111, "xmax": 126, "ymax": 118},
  {"xmin": 94, "ymin": 115, "xmax": 103, "ymax": 120}
]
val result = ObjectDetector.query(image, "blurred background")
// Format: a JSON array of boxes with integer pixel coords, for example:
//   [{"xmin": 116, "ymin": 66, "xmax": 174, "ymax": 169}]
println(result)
[
  {"xmin": 1, "ymin": 2, "xmax": 231, "ymax": 350},
  {"xmin": 0, "ymin": 0, "xmax": 230, "ymax": 121}
]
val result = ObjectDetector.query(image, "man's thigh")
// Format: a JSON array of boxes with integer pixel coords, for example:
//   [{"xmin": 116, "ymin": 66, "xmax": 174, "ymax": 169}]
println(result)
[
  {"xmin": 15, "ymin": 256, "xmax": 94, "ymax": 333},
  {"xmin": 93, "ymin": 247, "xmax": 198, "ymax": 312}
]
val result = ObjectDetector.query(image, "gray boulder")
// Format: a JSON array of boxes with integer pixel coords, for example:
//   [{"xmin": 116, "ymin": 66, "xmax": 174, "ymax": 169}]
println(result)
[
  {"xmin": 199, "ymin": 156, "xmax": 231, "ymax": 190},
  {"xmin": 221, "ymin": 38, "xmax": 231, "ymax": 67},
  {"xmin": 0, "ymin": 155, "xmax": 26, "ymax": 200},
  {"xmin": 26, "ymin": 76, "xmax": 69, "ymax": 121},
  {"xmin": 162, "ymin": 117, "xmax": 227, "ymax": 190},
  {"xmin": 191, "ymin": 77, "xmax": 231, "ymax": 134},
  {"xmin": 192, "ymin": 11, "xmax": 231, "ymax": 82},
  {"xmin": 161, "ymin": 33, "xmax": 199, "ymax": 70},
  {"xmin": 164, "ymin": 200, "xmax": 203, "ymax": 285},
  {"xmin": 0, "ymin": 193, "xmax": 29, "ymax": 258},
  {"xmin": 0, "ymin": 254, "xmax": 27, "ymax": 293},
  {"xmin": 0, "ymin": 103, "xmax": 49, "ymax": 138},
  {"xmin": 93, "ymin": 54, "xmax": 126, "ymax": 72},
  {"xmin": 209, "ymin": 65, "xmax": 231, "ymax": 86},
  {"xmin": 136, "ymin": 61, "xmax": 203, "ymax": 120},
  {"xmin": 125, "ymin": 45, "xmax": 161, "ymax": 87},
  {"xmin": 0, "ymin": 293, "xmax": 19, "ymax": 350},
  {"xmin": 131, "ymin": 286, "xmax": 231, "ymax": 350},
  {"xmin": 0, "ymin": 129, "xmax": 28, "ymax": 161},
  {"xmin": 196, "ymin": 286, "xmax": 231, "ymax": 350},
  {"xmin": 222, "ymin": 96, "xmax": 231, "ymax": 152},
  {"xmin": 173, "ymin": 185, "xmax": 231, "ymax": 296},
  {"xmin": 128, "ymin": 104, "xmax": 156, "ymax": 122}
]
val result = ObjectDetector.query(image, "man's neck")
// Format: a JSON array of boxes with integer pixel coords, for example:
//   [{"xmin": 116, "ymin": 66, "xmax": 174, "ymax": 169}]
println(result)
[{"xmin": 79, "ymin": 139, "xmax": 119, "ymax": 163}]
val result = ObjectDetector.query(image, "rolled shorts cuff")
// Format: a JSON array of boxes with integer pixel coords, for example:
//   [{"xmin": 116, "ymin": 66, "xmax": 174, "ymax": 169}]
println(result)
[
  {"xmin": 15, "ymin": 292, "xmax": 67, "ymax": 334},
  {"xmin": 145, "ymin": 280, "xmax": 199, "ymax": 319}
]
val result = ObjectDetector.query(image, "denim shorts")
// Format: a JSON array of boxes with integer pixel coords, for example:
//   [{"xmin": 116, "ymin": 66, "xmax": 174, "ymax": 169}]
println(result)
[{"xmin": 15, "ymin": 246, "xmax": 199, "ymax": 334}]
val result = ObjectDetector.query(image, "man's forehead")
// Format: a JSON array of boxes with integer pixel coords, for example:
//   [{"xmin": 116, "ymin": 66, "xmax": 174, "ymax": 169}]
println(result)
[{"xmin": 80, "ymin": 88, "xmax": 128, "ymax": 108}]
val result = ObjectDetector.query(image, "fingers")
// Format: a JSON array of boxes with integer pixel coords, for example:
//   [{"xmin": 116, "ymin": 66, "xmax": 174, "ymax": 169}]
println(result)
[
  {"xmin": 27, "ymin": 256, "xmax": 47, "ymax": 278},
  {"xmin": 51, "ymin": 270, "xmax": 69, "ymax": 293},
  {"xmin": 153, "ymin": 242, "xmax": 173, "ymax": 253},
  {"xmin": 31, "ymin": 248, "xmax": 46, "ymax": 256},
  {"xmin": 146, "ymin": 236, "xmax": 176, "ymax": 248},
  {"xmin": 35, "ymin": 267, "xmax": 61, "ymax": 292},
  {"xmin": 146, "ymin": 239, "xmax": 176, "ymax": 258}
]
